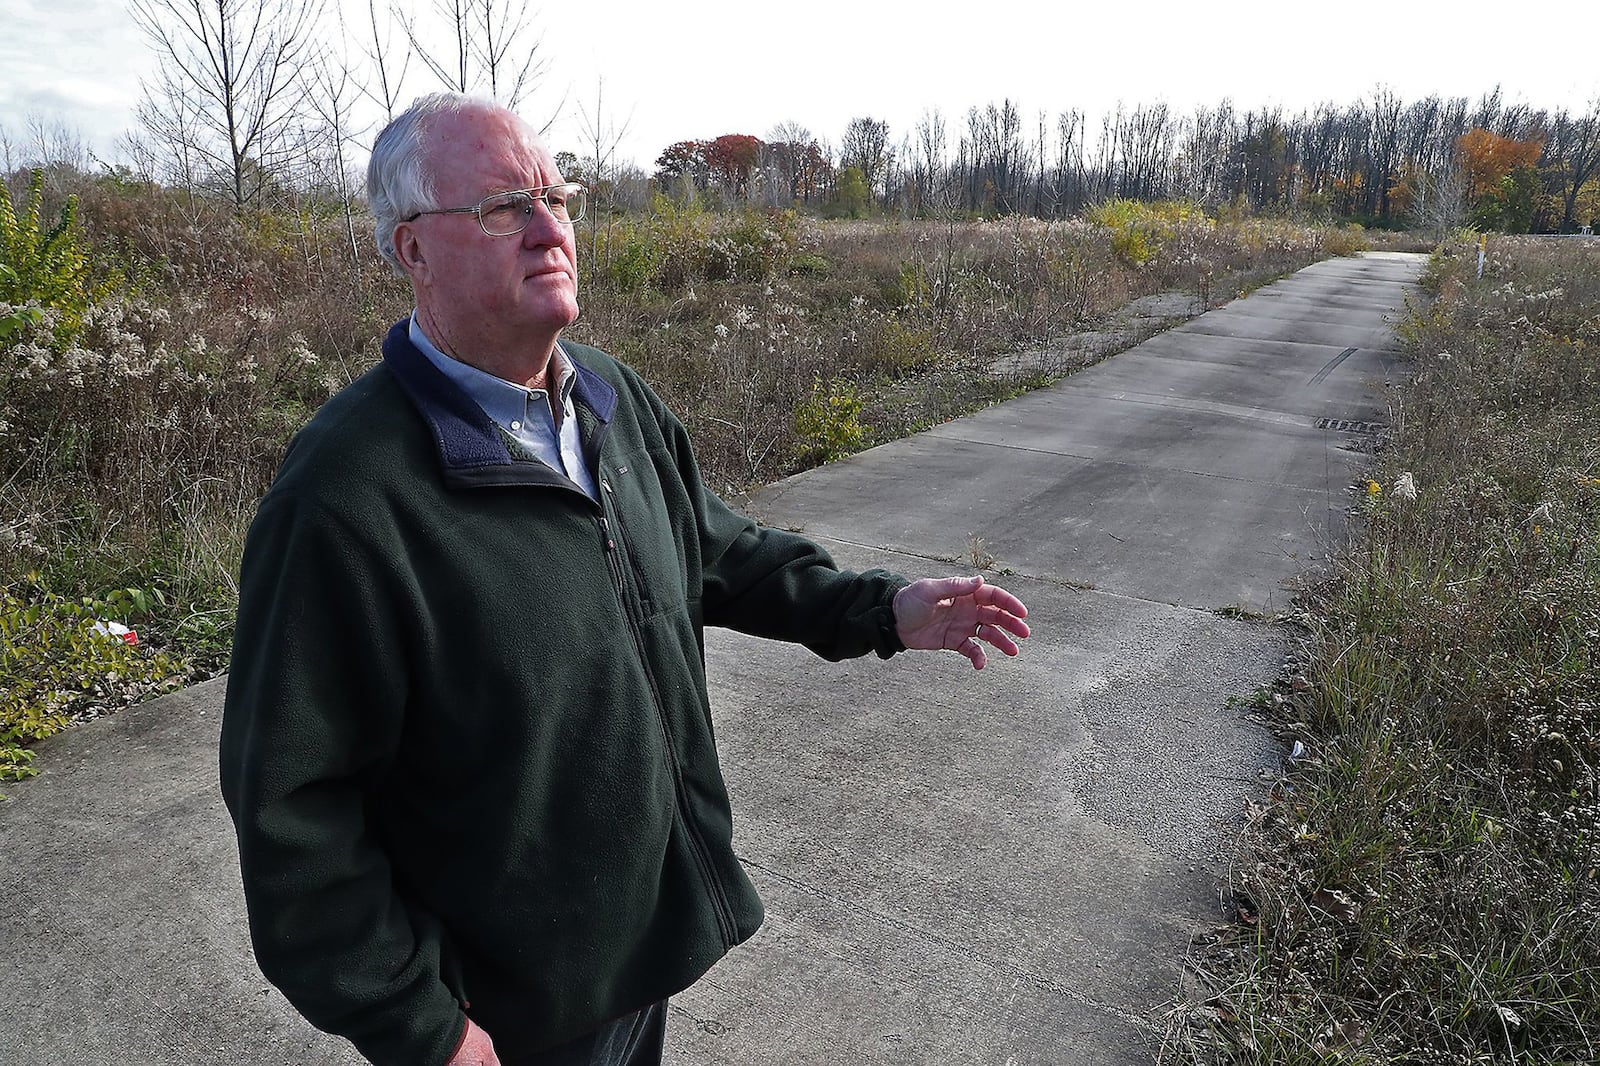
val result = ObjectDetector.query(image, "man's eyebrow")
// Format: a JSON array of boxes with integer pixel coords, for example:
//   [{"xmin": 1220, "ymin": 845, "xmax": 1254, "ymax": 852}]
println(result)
[{"xmin": 486, "ymin": 183, "xmax": 559, "ymax": 196}]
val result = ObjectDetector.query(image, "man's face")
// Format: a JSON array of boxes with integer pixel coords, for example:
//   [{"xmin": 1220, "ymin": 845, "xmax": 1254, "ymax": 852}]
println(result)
[{"xmin": 399, "ymin": 107, "xmax": 580, "ymax": 352}]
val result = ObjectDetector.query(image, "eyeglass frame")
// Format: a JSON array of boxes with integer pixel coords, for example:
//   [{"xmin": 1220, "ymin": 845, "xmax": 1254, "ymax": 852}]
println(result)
[{"xmin": 402, "ymin": 182, "xmax": 588, "ymax": 235}]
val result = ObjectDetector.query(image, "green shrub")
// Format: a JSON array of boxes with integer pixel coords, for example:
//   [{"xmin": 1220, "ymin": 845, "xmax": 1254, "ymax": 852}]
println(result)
[
  {"xmin": 0, "ymin": 582, "xmax": 187, "ymax": 789},
  {"xmin": 787, "ymin": 252, "xmax": 830, "ymax": 278},
  {"xmin": 0, "ymin": 169, "xmax": 122, "ymax": 346},
  {"xmin": 891, "ymin": 260, "xmax": 933, "ymax": 310},
  {"xmin": 600, "ymin": 230, "xmax": 661, "ymax": 295},
  {"xmin": 862, "ymin": 317, "xmax": 938, "ymax": 376},
  {"xmin": 1320, "ymin": 223, "xmax": 1370, "ymax": 257},
  {"xmin": 830, "ymin": 166, "xmax": 870, "ymax": 219},
  {"xmin": 1087, "ymin": 198, "xmax": 1210, "ymax": 268},
  {"xmin": 794, "ymin": 377, "xmax": 866, "ymax": 463}
]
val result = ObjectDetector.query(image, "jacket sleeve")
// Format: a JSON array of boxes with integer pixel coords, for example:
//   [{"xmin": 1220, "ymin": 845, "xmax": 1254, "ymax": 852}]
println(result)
[
  {"xmin": 219, "ymin": 491, "xmax": 466, "ymax": 1066},
  {"xmin": 650, "ymin": 391, "xmax": 908, "ymax": 660}
]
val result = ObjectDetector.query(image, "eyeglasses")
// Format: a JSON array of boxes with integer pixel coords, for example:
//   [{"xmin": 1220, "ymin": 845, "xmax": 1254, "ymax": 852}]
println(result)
[{"xmin": 404, "ymin": 182, "xmax": 588, "ymax": 235}]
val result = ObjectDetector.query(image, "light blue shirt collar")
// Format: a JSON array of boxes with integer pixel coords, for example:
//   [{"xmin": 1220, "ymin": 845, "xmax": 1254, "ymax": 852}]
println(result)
[{"xmin": 408, "ymin": 313, "xmax": 597, "ymax": 499}]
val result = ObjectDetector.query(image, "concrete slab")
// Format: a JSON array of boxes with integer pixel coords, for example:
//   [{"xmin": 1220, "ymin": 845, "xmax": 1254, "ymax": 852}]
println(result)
[
  {"xmin": 0, "ymin": 679, "xmax": 365, "ymax": 1065},
  {"xmin": 0, "ymin": 251, "xmax": 1426, "ymax": 1065},
  {"xmin": 750, "ymin": 254, "xmax": 1419, "ymax": 614}
]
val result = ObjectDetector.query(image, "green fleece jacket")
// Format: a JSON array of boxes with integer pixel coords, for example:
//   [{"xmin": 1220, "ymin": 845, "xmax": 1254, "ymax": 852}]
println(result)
[{"xmin": 219, "ymin": 323, "xmax": 907, "ymax": 1065}]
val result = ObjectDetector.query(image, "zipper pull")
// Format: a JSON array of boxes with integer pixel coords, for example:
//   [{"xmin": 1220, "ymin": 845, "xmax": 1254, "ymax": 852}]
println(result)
[{"xmin": 598, "ymin": 515, "xmax": 616, "ymax": 551}]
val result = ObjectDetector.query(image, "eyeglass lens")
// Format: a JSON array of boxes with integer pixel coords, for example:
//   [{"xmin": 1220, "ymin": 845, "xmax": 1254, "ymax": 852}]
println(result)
[{"xmin": 478, "ymin": 186, "xmax": 586, "ymax": 234}]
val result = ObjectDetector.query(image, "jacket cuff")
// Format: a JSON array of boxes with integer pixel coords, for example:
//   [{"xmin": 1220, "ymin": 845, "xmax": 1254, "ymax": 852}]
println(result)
[{"xmin": 869, "ymin": 575, "xmax": 910, "ymax": 659}]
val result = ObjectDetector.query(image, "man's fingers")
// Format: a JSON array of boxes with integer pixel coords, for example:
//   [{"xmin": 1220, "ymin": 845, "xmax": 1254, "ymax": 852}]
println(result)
[
  {"xmin": 922, "ymin": 574, "xmax": 984, "ymax": 603},
  {"xmin": 976, "ymin": 583, "xmax": 1028, "ymax": 618},
  {"xmin": 975, "ymin": 622, "xmax": 1021, "ymax": 657},
  {"xmin": 959, "ymin": 635, "xmax": 988, "ymax": 670},
  {"xmin": 977, "ymin": 607, "xmax": 1030, "ymax": 640}
]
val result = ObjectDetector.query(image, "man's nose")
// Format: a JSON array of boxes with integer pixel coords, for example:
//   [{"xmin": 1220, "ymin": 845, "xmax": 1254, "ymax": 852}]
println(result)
[{"xmin": 522, "ymin": 200, "xmax": 568, "ymax": 245}]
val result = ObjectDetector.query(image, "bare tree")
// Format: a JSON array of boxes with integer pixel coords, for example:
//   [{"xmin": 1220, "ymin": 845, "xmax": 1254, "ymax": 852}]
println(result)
[
  {"xmin": 1053, "ymin": 108, "xmax": 1086, "ymax": 214},
  {"xmin": 22, "ymin": 115, "xmax": 92, "ymax": 173},
  {"xmin": 400, "ymin": 0, "xmax": 547, "ymax": 110},
  {"xmin": 1368, "ymin": 87, "xmax": 1405, "ymax": 221},
  {"xmin": 1409, "ymin": 160, "xmax": 1467, "ymax": 240},
  {"xmin": 131, "ymin": 0, "xmax": 323, "ymax": 214},
  {"xmin": 1550, "ymin": 100, "xmax": 1600, "ymax": 232},
  {"xmin": 576, "ymin": 78, "xmax": 633, "ymax": 270},
  {"xmin": 763, "ymin": 123, "xmax": 829, "ymax": 206},
  {"xmin": 1115, "ymin": 102, "xmax": 1176, "ymax": 201},
  {"xmin": 360, "ymin": 0, "xmax": 410, "ymax": 121},
  {"xmin": 840, "ymin": 117, "xmax": 893, "ymax": 205},
  {"xmin": 129, "ymin": 67, "xmax": 211, "ymax": 203},
  {"xmin": 303, "ymin": 41, "xmax": 371, "ymax": 270},
  {"xmin": 910, "ymin": 108, "xmax": 947, "ymax": 217}
]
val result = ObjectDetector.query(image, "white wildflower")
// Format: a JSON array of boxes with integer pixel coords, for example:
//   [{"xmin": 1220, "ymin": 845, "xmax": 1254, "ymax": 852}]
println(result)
[
  {"xmin": 286, "ymin": 332, "xmax": 318, "ymax": 368},
  {"xmin": 1392, "ymin": 472, "xmax": 1418, "ymax": 501},
  {"xmin": 714, "ymin": 324, "xmax": 729, "ymax": 339}
]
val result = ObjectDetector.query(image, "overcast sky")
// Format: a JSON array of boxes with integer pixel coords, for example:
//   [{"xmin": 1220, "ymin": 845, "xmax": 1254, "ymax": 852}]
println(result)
[{"xmin": 3, "ymin": 0, "xmax": 1598, "ymax": 171}]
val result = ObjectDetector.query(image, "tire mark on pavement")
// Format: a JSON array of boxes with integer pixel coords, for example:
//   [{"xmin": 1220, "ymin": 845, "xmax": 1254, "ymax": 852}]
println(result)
[{"xmin": 1308, "ymin": 346, "xmax": 1359, "ymax": 386}]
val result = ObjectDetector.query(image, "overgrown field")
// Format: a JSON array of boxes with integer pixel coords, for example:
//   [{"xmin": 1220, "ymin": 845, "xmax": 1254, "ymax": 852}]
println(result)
[
  {"xmin": 0, "ymin": 165, "xmax": 1365, "ymax": 784},
  {"xmin": 1171, "ymin": 237, "xmax": 1600, "ymax": 1062}
]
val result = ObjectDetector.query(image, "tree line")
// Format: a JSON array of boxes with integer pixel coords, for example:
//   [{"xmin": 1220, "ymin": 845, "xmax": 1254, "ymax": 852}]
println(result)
[
  {"xmin": 3, "ymin": 0, "xmax": 1598, "ymax": 235},
  {"xmin": 651, "ymin": 91, "xmax": 1600, "ymax": 233}
]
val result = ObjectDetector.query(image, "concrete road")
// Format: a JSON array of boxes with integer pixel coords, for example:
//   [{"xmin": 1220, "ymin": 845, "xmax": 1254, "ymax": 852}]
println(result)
[{"xmin": 0, "ymin": 253, "xmax": 1423, "ymax": 1065}]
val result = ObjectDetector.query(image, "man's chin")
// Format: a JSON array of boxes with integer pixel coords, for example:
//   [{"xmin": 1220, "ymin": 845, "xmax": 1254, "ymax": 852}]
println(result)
[{"xmin": 533, "ymin": 298, "xmax": 581, "ymax": 333}]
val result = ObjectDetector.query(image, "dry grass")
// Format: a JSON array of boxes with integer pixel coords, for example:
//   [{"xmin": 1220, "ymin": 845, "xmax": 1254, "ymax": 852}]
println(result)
[
  {"xmin": 1, "ymin": 172, "xmax": 1359, "ymax": 776},
  {"xmin": 568, "ymin": 202, "xmax": 1346, "ymax": 493},
  {"xmin": 1166, "ymin": 236, "xmax": 1600, "ymax": 1064}
]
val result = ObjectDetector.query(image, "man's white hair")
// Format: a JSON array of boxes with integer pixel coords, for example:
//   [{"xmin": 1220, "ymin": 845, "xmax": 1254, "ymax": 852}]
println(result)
[{"xmin": 367, "ymin": 92, "xmax": 504, "ymax": 273}]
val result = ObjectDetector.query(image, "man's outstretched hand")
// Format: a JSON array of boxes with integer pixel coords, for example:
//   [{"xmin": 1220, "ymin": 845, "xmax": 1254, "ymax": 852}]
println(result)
[{"xmin": 893, "ymin": 575, "xmax": 1030, "ymax": 670}]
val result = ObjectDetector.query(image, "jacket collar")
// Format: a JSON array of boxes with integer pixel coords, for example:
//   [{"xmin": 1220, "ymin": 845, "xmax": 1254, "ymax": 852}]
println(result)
[{"xmin": 380, "ymin": 320, "xmax": 616, "ymax": 476}]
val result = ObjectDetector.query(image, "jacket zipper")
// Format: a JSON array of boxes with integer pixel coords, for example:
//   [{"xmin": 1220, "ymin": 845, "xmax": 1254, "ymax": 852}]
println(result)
[{"xmin": 596, "ymin": 492, "xmax": 736, "ymax": 948}]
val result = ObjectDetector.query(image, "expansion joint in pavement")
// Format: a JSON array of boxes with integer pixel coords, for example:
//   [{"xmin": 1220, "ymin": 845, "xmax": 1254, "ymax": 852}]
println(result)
[
  {"xmin": 733, "ymin": 855, "xmax": 1163, "ymax": 1036},
  {"xmin": 925, "ymin": 433, "xmax": 1333, "ymax": 494}
]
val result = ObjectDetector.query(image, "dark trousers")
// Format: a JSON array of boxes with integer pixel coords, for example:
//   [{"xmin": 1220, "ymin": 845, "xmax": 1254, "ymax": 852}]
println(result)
[{"xmin": 504, "ymin": 1001, "xmax": 668, "ymax": 1066}]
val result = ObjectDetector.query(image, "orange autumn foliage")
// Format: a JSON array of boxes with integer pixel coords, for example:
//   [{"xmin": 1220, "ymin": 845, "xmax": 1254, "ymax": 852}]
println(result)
[{"xmin": 1457, "ymin": 128, "xmax": 1546, "ymax": 201}]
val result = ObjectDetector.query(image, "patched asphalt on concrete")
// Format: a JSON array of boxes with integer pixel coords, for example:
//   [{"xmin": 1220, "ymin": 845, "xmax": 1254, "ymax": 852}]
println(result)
[{"xmin": 0, "ymin": 253, "xmax": 1424, "ymax": 1065}]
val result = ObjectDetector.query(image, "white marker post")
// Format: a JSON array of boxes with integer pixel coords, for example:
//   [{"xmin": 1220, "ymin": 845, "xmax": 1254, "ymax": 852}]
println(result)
[{"xmin": 1477, "ymin": 234, "xmax": 1486, "ymax": 280}]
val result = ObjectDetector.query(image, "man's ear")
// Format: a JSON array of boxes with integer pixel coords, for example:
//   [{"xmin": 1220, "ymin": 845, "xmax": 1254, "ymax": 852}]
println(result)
[{"xmin": 394, "ymin": 223, "xmax": 428, "ymax": 281}]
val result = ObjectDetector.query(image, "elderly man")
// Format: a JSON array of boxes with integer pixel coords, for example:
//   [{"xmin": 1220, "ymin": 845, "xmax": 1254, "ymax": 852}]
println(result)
[{"xmin": 220, "ymin": 92, "xmax": 1029, "ymax": 1066}]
